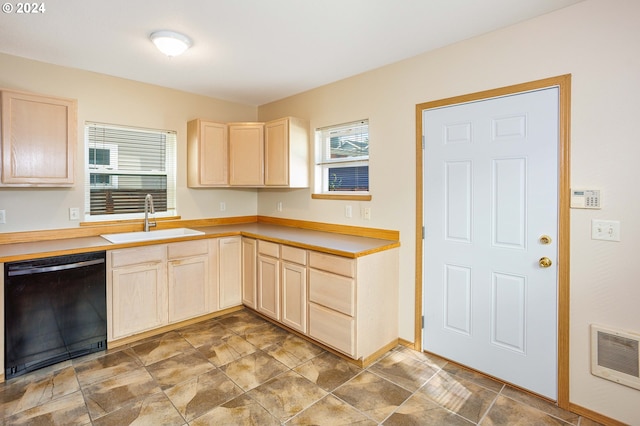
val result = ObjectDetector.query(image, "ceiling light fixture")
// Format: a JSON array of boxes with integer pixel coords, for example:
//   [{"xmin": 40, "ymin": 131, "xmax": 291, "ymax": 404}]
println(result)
[{"xmin": 150, "ymin": 30, "xmax": 192, "ymax": 57}]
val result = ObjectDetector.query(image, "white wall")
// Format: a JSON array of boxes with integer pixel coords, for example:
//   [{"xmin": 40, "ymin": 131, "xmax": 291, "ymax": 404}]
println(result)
[
  {"xmin": 258, "ymin": 1, "xmax": 640, "ymax": 423},
  {"xmin": 0, "ymin": 54, "xmax": 259, "ymax": 232}
]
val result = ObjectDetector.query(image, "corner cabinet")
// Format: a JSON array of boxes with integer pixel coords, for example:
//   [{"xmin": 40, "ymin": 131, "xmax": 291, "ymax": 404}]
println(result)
[
  {"xmin": 0, "ymin": 89, "xmax": 76, "ymax": 186},
  {"xmin": 187, "ymin": 119, "xmax": 228, "ymax": 187},
  {"xmin": 186, "ymin": 117, "xmax": 309, "ymax": 188},
  {"xmin": 243, "ymin": 241, "xmax": 399, "ymax": 363},
  {"xmin": 229, "ymin": 122, "xmax": 264, "ymax": 186},
  {"xmin": 264, "ymin": 117, "xmax": 309, "ymax": 187}
]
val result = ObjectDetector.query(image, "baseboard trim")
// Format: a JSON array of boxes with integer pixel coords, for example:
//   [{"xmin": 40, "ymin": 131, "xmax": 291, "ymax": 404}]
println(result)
[
  {"xmin": 568, "ymin": 402, "xmax": 628, "ymax": 426},
  {"xmin": 107, "ymin": 305, "xmax": 244, "ymax": 349}
]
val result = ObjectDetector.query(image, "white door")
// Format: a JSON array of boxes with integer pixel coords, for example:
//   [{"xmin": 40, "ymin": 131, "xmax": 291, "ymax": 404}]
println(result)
[{"xmin": 423, "ymin": 87, "xmax": 559, "ymax": 399}]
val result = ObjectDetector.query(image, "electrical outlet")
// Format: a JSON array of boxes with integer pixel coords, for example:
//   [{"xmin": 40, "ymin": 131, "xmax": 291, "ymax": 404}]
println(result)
[
  {"xmin": 219, "ymin": 201, "xmax": 226, "ymax": 212},
  {"xmin": 277, "ymin": 201, "xmax": 283, "ymax": 212},
  {"xmin": 362, "ymin": 207, "xmax": 371, "ymax": 220},
  {"xmin": 0, "ymin": 209, "xmax": 5, "ymax": 224}
]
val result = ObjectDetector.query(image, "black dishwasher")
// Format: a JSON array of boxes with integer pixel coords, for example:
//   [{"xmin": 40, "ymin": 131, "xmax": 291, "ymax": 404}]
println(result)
[{"xmin": 4, "ymin": 251, "xmax": 107, "ymax": 379}]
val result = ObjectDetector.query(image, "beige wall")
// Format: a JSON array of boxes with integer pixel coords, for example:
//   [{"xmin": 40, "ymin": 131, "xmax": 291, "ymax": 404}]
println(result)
[
  {"xmin": 0, "ymin": 53, "xmax": 259, "ymax": 232},
  {"xmin": 257, "ymin": 0, "xmax": 640, "ymax": 423}
]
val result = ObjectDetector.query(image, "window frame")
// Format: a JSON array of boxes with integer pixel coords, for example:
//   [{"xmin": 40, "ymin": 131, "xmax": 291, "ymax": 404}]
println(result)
[
  {"xmin": 313, "ymin": 119, "xmax": 371, "ymax": 200},
  {"xmin": 83, "ymin": 122, "xmax": 177, "ymax": 222}
]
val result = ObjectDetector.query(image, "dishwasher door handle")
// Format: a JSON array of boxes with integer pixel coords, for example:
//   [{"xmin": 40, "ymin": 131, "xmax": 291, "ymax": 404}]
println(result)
[{"xmin": 7, "ymin": 258, "xmax": 105, "ymax": 277}]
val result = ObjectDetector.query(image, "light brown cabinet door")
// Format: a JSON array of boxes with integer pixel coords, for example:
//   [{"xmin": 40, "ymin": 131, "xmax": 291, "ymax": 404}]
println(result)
[
  {"xmin": 1, "ymin": 90, "xmax": 76, "ymax": 186},
  {"xmin": 187, "ymin": 119, "xmax": 228, "ymax": 187},
  {"xmin": 241, "ymin": 238, "xmax": 257, "ymax": 309},
  {"xmin": 264, "ymin": 117, "xmax": 309, "ymax": 188},
  {"xmin": 264, "ymin": 118, "xmax": 289, "ymax": 186},
  {"xmin": 218, "ymin": 237, "xmax": 242, "ymax": 309},
  {"xmin": 257, "ymin": 254, "xmax": 280, "ymax": 320},
  {"xmin": 228, "ymin": 122, "xmax": 264, "ymax": 186},
  {"xmin": 111, "ymin": 262, "xmax": 167, "ymax": 339},
  {"xmin": 282, "ymin": 261, "xmax": 307, "ymax": 333},
  {"xmin": 168, "ymin": 255, "xmax": 209, "ymax": 323}
]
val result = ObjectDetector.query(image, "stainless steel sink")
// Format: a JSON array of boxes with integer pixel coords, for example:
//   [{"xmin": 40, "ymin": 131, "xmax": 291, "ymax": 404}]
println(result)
[{"xmin": 100, "ymin": 228, "xmax": 205, "ymax": 244}]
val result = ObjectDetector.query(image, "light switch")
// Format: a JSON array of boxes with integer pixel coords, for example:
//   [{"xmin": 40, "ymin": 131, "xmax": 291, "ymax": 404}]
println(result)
[
  {"xmin": 345, "ymin": 205, "xmax": 352, "ymax": 218},
  {"xmin": 591, "ymin": 220, "xmax": 620, "ymax": 241},
  {"xmin": 69, "ymin": 207, "xmax": 80, "ymax": 220}
]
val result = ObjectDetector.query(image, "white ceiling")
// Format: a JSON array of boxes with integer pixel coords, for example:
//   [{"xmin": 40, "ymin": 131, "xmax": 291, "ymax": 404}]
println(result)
[{"xmin": 0, "ymin": 0, "xmax": 582, "ymax": 106}]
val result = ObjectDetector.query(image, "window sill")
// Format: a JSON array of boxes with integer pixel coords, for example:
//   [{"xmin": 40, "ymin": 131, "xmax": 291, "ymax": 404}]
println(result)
[
  {"xmin": 79, "ymin": 215, "xmax": 181, "ymax": 227},
  {"xmin": 312, "ymin": 193, "xmax": 372, "ymax": 201}
]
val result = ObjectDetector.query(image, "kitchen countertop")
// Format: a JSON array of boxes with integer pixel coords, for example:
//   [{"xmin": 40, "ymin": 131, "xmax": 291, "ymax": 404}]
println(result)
[{"xmin": 0, "ymin": 223, "xmax": 400, "ymax": 263}]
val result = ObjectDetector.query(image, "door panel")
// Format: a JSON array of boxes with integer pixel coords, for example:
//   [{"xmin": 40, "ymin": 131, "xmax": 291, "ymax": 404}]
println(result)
[{"xmin": 423, "ymin": 87, "xmax": 559, "ymax": 399}]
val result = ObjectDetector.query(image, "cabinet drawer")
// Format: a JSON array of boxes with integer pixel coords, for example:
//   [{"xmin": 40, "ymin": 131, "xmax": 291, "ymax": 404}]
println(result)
[
  {"xmin": 309, "ymin": 252, "xmax": 355, "ymax": 277},
  {"xmin": 111, "ymin": 245, "xmax": 165, "ymax": 268},
  {"xmin": 258, "ymin": 240, "xmax": 280, "ymax": 257},
  {"xmin": 309, "ymin": 269, "xmax": 355, "ymax": 316},
  {"xmin": 167, "ymin": 239, "xmax": 208, "ymax": 259},
  {"xmin": 281, "ymin": 245, "xmax": 306, "ymax": 265},
  {"xmin": 309, "ymin": 303, "xmax": 355, "ymax": 357}
]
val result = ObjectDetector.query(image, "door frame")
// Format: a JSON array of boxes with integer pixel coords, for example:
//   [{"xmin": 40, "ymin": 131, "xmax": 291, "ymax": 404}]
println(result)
[{"xmin": 414, "ymin": 74, "xmax": 571, "ymax": 408}]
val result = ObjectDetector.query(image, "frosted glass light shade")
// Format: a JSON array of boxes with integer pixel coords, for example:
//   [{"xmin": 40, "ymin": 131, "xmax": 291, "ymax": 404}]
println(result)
[{"xmin": 150, "ymin": 31, "xmax": 192, "ymax": 57}]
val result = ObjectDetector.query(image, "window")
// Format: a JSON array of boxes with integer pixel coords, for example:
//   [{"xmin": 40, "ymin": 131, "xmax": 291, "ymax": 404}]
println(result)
[
  {"xmin": 84, "ymin": 122, "xmax": 176, "ymax": 221},
  {"xmin": 315, "ymin": 119, "xmax": 369, "ymax": 196}
]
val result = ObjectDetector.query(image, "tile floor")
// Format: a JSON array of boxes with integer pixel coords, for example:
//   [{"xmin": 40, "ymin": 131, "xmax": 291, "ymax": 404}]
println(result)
[{"xmin": 1, "ymin": 309, "xmax": 603, "ymax": 425}]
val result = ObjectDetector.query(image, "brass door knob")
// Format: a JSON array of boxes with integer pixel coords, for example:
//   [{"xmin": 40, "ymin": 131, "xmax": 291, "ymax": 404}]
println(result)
[
  {"xmin": 539, "ymin": 235, "xmax": 552, "ymax": 245},
  {"xmin": 539, "ymin": 257, "xmax": 552, "ymax": 268}
]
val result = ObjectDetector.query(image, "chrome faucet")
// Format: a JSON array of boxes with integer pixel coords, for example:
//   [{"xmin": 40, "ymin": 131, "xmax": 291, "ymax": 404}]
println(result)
[{"xmin": 144, "ymin": 193, "xmax": 156, "ymax": 232}]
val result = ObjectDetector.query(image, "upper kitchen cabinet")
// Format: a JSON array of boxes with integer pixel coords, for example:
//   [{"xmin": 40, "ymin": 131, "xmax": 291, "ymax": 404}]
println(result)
[
  {"xmin": 0, "ymin": 89, "xmax": 77, "ymax": 186},
  {"xmin": 264, "ymin": 117, "xmax": 309, "ymax": 187},
  {"xmin": 187, "ymin": 119, "xmax": 228, "ymax": 187},
  {"xmin": 228, "ymin": 122, "xmax": 264, "ymax": 186}
]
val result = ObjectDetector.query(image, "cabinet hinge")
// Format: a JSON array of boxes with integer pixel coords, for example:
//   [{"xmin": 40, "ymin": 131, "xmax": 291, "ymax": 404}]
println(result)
[
  {"xmin": 422, "ymin": 135, "xmax": 425, "ymax": 149},
  {"xmin": 421, "ymin": 315, "xmax": 425, "ymax": 329},
  {"xmin": 422, "ymin": 226, "xmax": 425, "ymax": 239}
]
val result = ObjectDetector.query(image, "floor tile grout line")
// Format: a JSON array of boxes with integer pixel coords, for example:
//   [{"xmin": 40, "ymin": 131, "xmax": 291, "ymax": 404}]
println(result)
[
  {"xmin": 476, "ymin": 384, "xmax": 503, "ymax": 425},
  {"xmin": 494, "ymin": 386, "xmax": 578, "ymax": 426},
  {"xmin": 3, "ymin": 309, "xmax": 593, "ymax": 425}
]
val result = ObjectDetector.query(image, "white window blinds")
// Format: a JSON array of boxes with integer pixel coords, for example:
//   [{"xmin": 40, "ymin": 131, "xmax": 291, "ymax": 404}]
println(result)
[
  {"xmin": 316, "ymin": 119, "xmax": 369, "ymax": 193},
  {"xmin": 84, "ymin": 122, "xmax": 176, "ymax": 219}
]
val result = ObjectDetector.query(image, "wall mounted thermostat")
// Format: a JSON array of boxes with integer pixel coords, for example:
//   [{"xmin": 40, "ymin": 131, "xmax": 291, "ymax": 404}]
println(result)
[{"xmin": 571, "ymin": 189, "xmax": 601, "ymax": 209}]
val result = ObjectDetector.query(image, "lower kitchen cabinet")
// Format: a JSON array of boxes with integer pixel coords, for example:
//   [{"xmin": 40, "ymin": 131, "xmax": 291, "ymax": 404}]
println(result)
[
  {"xmin": 307, "ymin": 249, "xmax": 399, "ymax": 362},
  {"xmin": 308, "ymin": 302, "xmax": 355, "ymax": 356},
  {"xmin": 108, "ymin": 237, "xmax": 245, "ymax": 342},
  {"xmin": 167, "ymin": 240, "xmax": 210, "ymax": 323},
  {"xmin": 218, "ymin": 236, "xmax": 242, "ymax": 309},
  {"xmin": 241, "ymin": 237, "xmax": 257, "ymax": 309},
  {"xmin": 109, "ymin": 245, "xmax": 168, "ymax": 340},
  {"xmin": 281, "ymin": 247, "xmax": 307, "ymax": 333},
  {"xmin": 257, "ymin": 240, "xmax": 280, "ymax": 320},
  {"xmin": 243, "ymin": 239, "xmax": 398, "ymax": 362},
  {"xmin": 255, "ymin": 241, "xmax": 308, "ymax": 332}
]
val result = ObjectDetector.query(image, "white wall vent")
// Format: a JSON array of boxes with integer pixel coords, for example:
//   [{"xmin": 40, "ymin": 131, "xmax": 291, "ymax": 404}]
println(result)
[{"xmin": 591, "ymin": 324, "xmax": 640, "ymax": 390}]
